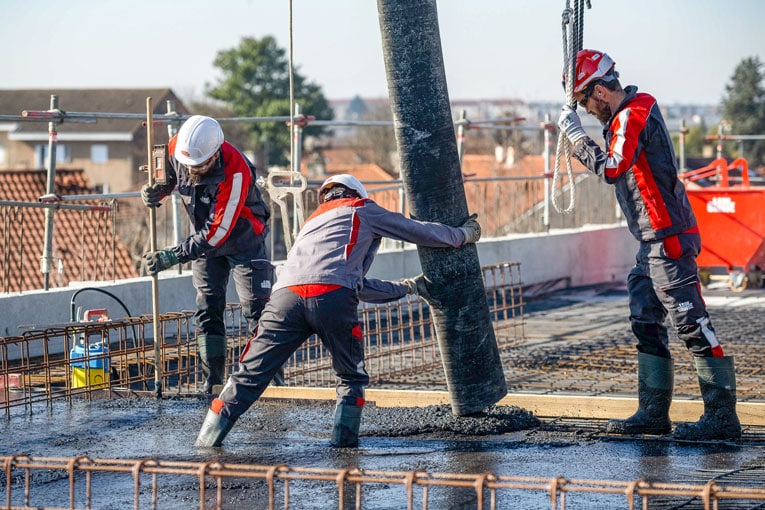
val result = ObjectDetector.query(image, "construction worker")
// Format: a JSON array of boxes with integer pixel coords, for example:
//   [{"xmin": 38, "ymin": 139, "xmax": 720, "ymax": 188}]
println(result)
[
  {"xmin": 195, "ymin": 174, "xmax": 481, "ymax": 448},
  {"xmin": 558, "ymin": 50, "xmax": 741, "ymax": 441},
  {"xmin": 140, "ymin": 115, "xmax": 273, "ymax": 394}
]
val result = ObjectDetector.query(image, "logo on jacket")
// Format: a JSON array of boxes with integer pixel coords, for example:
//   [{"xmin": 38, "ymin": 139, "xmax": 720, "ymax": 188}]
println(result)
[
  {"xmin": 260, "ymin": 280, "xmax": 272, "ymax": 289},
  {"xmin": 200, "ymin": 196, "xmax": 210, "ymax": 204}
]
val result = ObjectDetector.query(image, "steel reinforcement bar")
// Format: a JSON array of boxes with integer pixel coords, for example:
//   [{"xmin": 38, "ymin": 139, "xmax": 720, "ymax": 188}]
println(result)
[
  {"xmin": 3, "ymin": 455, "xmax": 765, "ymax": 510},
  {"xmin": 0, "ymin": 262, "xmax": 525, "ymax": 416}
]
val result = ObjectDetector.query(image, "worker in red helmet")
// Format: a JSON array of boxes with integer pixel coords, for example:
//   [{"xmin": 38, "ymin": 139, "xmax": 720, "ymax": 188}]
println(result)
[
  {"xmin": 195, "ymin": 173, "xmax": 481, "ymax": 448},
  {"xmin": 140, "ymin": 115, "xmax": 273, "ymax": 394},
  {"xmin": 558, "ymin": 50, "xmax": 741, "ymax": 441}
]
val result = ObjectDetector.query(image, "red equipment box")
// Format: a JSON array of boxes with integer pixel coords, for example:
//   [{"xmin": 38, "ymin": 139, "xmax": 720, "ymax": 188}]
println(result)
[{"xmin": 680, "ymin": 158, "xmax": 765, "ymax": 291}]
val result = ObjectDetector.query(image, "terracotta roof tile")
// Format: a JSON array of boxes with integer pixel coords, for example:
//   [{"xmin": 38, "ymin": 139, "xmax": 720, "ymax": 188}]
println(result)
[{"xmin": 0, "ymin": 169, "xmax": 138, "ymax": 292}]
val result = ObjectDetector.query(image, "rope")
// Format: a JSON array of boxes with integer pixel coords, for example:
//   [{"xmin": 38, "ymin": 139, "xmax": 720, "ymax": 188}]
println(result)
[
  {"xmin": 552, "ymin": 0, "xmax": 589, "ymax": 214},
  {"xmin": 288, "ymin": 0, "xmax": 295, "ymax": 173}
]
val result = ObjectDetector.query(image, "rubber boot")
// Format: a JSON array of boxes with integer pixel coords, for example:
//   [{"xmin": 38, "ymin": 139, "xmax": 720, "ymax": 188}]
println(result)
[
  {"xmin": 195, "ymin": 406, "xmax": 234, "ymax": 447},
  {"xmin": 198, "ymin": 334, "xmax": 227, "ymax": 394},
  {"xmin": 330, "ymin": 403, "xmax": 363, "ymax": 448},
  {"xmin": 606, "ymin": 352, "xmax": 673, "ymax": 435},
  {"xmin": 673, "ymin": 356, "xmax": 742, "ymax": 441},
  {"xmin": 200, "ymin": 356, "xmax": 226, "ymax": 394}
]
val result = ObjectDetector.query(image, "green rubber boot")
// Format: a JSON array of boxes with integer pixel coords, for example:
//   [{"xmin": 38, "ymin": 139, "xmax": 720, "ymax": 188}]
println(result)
[
  {"xmin": 330, "ymin": 403, "xmax": 363, "ymax": 448},
  {"xmin": 673, "ymin": 356, "xmax": 742, "ymax": 441},
  {"xmin": 198, "ymin": 334, "xmax": 227, "ymax": 394},
  {"xmin": 195, "ymin": 408, "xmax": 234, "ymax": 447},
  {"xmin": 606, "ymin": 352, "xmax": 673, "ymax": 435}
]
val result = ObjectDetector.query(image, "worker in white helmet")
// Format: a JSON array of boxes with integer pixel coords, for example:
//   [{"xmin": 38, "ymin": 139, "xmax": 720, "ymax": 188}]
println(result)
[
  {"xmin": 140, "ymin": 115, "xmax": 273, "ymax": 394},
  {"xmin": 196, "ymin": 173, "xmax": 481, "ymax": 448}
]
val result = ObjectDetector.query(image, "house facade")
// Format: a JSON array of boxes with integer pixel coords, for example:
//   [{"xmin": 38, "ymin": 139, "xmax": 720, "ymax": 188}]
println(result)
[{"xmin": 0, "ymin": 88, "xmax": 190, "ymax": 193}]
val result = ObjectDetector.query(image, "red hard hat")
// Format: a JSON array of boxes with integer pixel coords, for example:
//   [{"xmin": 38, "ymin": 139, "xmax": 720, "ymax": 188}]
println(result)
[{"xmin": 572, "ymin": 49, "xmax": 615, "ymax": 94}]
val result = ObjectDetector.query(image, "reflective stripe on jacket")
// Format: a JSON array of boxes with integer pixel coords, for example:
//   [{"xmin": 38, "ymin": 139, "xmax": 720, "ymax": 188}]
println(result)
[
  {"xmin": 573, "ymin": 85, "xmax": 696, "ymax": 242},
  {"xmin": 159, "ymin": 138, "xmax": 270, "ymax": 262}
]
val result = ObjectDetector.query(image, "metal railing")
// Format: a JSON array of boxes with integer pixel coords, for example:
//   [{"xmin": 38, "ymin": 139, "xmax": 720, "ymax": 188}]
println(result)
[
  {"xmin": 3, "ymin": 455, "xmax": 764, "ymax": 510},
  {"xmin": 0, "ymin": 262, "xmax": 524, "ymax": 416},
  {"xmin": 0, "ymin": 174, "xmax": 619, "ymax": 292}
]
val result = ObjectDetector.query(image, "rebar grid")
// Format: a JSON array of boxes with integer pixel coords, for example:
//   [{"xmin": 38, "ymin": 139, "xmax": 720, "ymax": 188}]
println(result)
[
  {"xmin": 1, "ymin": 262, "xmax": 526, "ymax": 415},
  {"xmin": 3, "ymin": 455, "xmax": 764, "ymax": 510},
  {"xmin": 0, "ymin": 306, "xmax": 250, "ymax": 415},
  {"xmin": 284, "ymin": 262, "xmax": 525, "ymax": 387}
]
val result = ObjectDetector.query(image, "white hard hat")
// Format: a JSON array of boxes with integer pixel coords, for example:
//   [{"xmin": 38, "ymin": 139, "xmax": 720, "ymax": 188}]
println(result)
[
  {"xmin": 319, "ymin": 174, "xmax": 368, "ymax": 198},
  {"xmin": 174, "ymin": 115, "xmax": 224, "ymax": 166}
]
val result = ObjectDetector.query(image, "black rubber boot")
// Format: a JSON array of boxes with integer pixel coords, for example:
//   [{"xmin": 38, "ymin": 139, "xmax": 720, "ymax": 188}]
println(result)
[
  {"xmin": 330, "ymin": 403, "xmax": 363, "ymax": 448},
  {"xmin": 673, "ymin": 356, "xmax": 742, "ymax": 441},
  {"xmin": 606, "ymin": 352, "xmax": 673, "ymax": 435},
  {"xmin": 198, "ymin": 334, "xmax": 227, "ymax": 394},
  {"xmin": 200, "ymin": 355, "xmax": 226, "ymax": 394},
  {"xmin": 195, "ymin": 408, "xmax": 234, "ymax": 447}
]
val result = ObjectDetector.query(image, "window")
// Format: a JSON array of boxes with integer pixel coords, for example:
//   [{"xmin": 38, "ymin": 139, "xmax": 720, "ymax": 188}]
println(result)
[
  {"xmin": 35, "ymin": 144, "xmax": 71, "ymax": 168},
  {"xmin": 91, "ymin": 144, "xmax": 108, "ymax": 163}
]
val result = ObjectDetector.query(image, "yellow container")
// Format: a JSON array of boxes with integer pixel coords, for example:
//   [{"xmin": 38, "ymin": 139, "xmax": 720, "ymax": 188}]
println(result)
[{"xmin": 72, "ymin": 367, "xmax": 109, "ymax": 389}]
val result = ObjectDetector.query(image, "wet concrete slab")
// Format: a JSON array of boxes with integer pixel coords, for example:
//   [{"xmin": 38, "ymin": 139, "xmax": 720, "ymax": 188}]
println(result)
[
  {"xmin": 2, "ymin": 396, "xmax": 764, "ymax": 509},
  {"xmin": 2, "ymin": 284, "xmax": 765, "ymax": 508}
]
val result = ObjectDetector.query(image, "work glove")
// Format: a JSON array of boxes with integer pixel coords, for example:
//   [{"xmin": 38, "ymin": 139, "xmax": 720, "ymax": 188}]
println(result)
[
  {"xmin": 558, "ymin": 105, "xmax": 587, "ymax": 145},
  {"xmin": 140, "ymin": 183, "xmax": 163, "ymax": 208},
  {"xmin": 143, "ymin": 249, "xmax": 179, "ymax": 274},
  {"xmin": 459, "ymin": 213, "xmax": 481, "ymax": 245},
  {"xmin": 401, "ymin": 274, "xmax": 440, "ymax": 307},
  {"xmin": 402, "ymin": 274, "xmax": 426, "ymax": 295}
]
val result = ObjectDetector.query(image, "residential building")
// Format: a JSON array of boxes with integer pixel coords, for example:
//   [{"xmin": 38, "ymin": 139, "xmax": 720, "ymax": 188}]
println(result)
[{"xmin": 0, "ymin": 88, "xmax": 190, "ymax": 193}]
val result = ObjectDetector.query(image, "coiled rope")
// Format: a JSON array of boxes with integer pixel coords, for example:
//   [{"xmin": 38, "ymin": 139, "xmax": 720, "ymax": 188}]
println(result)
[{"xmin": 552, "ymin": 0, "xmax": 589, "ymax": 214}]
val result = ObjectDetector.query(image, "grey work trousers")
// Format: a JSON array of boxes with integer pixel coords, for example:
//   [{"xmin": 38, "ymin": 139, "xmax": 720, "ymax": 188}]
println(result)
[
  {"xmin": 216, "ymin": 286, "xmax": 368, "ymax": 421},
  {"xmin": 192, "ymin": 246, "xmax": 272, "ymax": 339},
  {"xmin": 628, "ymin": 231, "xmax": 723, "ymax": 359}
]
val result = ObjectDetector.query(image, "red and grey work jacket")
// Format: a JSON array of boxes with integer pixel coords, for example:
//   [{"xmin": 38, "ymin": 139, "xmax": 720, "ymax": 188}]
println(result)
[
  {"xmin": 573, "ymin": 86, "xmax": 697, "ymax": 242},
  {"xmin": 273, "ymin": 197, "xmax": 466, "ymax": 303},
  {"xmin": 158, "ymin": 138, "xmax": 270, "ymax": 263}
]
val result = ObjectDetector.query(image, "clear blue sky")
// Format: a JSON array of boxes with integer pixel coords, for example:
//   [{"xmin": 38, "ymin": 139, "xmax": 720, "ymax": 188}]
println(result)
[{"xmin": 3, "ymin": 0, "xmax": 764, "ymax": 106}]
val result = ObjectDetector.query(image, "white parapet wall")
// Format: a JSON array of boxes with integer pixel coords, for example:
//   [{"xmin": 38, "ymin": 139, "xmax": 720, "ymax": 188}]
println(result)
[{"xmin": 0, "ymin": 224, "xmax": 636, "ymax": 338}]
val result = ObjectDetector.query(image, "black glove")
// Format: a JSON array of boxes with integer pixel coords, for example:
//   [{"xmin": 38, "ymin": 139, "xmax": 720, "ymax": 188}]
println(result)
[
  {"xmin": 141, "ymin": 183, "xmax": 163, "ymax": 208},
  {"xmin": 459, "ymin": 213, "xmax": 481, "ymax": 244},
  {"xmin": 143, "ymin": 249, "xmax": 179, "ymax": 274}
]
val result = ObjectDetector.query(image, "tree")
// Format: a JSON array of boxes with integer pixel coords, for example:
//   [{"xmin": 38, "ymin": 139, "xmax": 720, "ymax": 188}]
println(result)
[
  {"xmin": 721, "ymin": 56, "xmax": 765, "ymax": 167},
  {"xmin": 206, "ymin": 36, "xmax": 335, "ymax": 167}
]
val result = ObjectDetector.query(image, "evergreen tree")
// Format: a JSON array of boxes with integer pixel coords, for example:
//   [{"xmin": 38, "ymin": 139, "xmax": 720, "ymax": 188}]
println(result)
[
  {"xmin": 206, "ymin": 36, "xmax": 335, "ymax": 167},
  {"xmin": 721, "ymin": 57, "xmax": 765, "ymax": 167}
]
